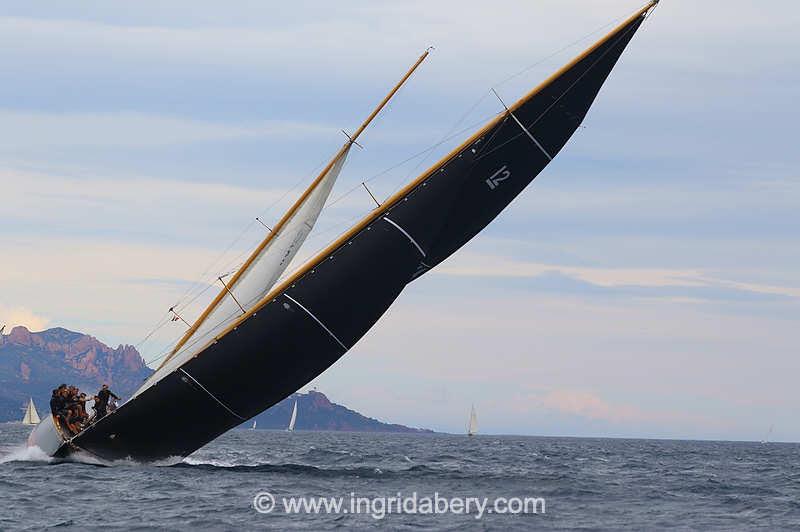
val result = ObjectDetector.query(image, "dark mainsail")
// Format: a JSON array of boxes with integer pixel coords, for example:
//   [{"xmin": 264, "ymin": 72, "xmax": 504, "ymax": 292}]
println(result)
[{"xmin": 35, "ymin": 3, "xmax": 657, "ymax": 461}]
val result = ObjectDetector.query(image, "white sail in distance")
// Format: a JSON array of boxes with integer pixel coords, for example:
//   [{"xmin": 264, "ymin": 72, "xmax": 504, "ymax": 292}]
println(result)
[
  {"xmin": 22, "ymin": 398, "xmax": 40, "ymax": 425},
  {"xmin": 761, "ymin": 424, "xmax": 774, "ymax": 444},
  {"xmin": 467, "ymin": 405, "xmax": 477, "ymax": 436},
  {"xmin": 288, "ymin": 400, "xmax": 298, "ymax": 432}
]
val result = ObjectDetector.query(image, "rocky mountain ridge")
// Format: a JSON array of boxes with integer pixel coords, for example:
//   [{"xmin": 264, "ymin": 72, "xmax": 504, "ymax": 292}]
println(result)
[{"xmin": 0, "ymin": 326, "xmax": 431, "ymax": 433}]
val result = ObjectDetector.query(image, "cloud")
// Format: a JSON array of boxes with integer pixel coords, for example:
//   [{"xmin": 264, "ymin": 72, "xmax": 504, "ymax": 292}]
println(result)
[
  {"xmin": 3, "ymin": 1, "xmax": 796, "ymax": 78},
  {"xmin": 537, "ymin": 389, "xmax": 643, "ymax": 423},
  {"xmin": 0, "ymin": 166, "xmax": 313, "ymax": 247},
  {"xmin": 0, "ymin": 0, "xmax": 798, "ymax": 440},
  {"xmin": 433, "ymin": 250, "xmax": 800, "ymax": 300},
  {"xmin": 528, "ymin": 388, "xmax": 725, "ymax": 430},
  {"xmin": 0, "ymin": 305, "xmax": 50, "ymax": 332},
  {"xmin": 0, "ymin": 167, "xmax": 285, "ymax": 208},
  {"xmin": 0, "ymin": 111, "xmax": 337, "ymax": 150},
  {"xmin": 695, "ymin": 276, "xmax": 800, "ymax": 299},
  {"xmin": 436, "ymin": 252, "xmax": 705, "ymax": 287}
]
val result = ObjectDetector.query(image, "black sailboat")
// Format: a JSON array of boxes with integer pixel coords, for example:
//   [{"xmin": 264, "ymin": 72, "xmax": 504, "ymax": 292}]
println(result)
[{"xmin": 29, "ymin": 2, "xmax": 659, "ymax": 462}]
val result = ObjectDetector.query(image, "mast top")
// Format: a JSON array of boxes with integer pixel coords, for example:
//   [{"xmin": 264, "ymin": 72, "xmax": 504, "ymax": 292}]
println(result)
[
  {"xmin": 347, "ymin": 47, "xmax": 432, "ymax": 144},
  {"xmin": 153, "ymin": 48, "xmax": 432, "ymax": 374},
  {"xmin": 209, "ymin": 2, "xmax": 659, "ymax": 348}
]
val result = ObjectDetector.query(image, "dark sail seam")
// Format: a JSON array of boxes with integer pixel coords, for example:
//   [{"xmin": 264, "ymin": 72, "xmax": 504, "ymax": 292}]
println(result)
[
  {"xmin": 179, "ymin": 368, "xmax": 246, "ymax": 420},
  {"xmin": 283, "ymin": 294, "xmax": 348, "ymax": 350}
]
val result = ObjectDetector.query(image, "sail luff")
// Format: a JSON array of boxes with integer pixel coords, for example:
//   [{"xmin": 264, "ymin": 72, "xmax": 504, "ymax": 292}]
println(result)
[
  {"xmin": 31, "ymin": 399, "xmax": 41, "ymax": 424},
  {"xmin": 158, "ymin": 49, "xmax": 432, "ymax": 371},
  {"xmin": 158, "ymin": 143, "xmax": 351, "ymax": 370},
  {"xmin": 207, "ymin": 2, "xmax": 658, "ymax": 347}
]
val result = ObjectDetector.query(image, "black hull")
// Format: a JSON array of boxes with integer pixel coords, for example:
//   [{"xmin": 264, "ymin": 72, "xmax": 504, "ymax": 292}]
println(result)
[
  {"xmin": 59, "ymin": 9, "xmax": 650, "ymax": 462},
  {"xmin": 70, "ymin": 218, "xmax": 422, "ymax": 461}
]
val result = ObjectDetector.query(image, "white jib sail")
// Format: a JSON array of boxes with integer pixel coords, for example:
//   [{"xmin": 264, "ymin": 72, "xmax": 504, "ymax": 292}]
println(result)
[
  {"xmin": 135, "ymin": 145, "xmax": 352, "ymax": 396},
  {"xmin": 468, "ymin": 405, "xmax": 478, "ymax": 435},
  {"xmin": 23, "ymin": 398, "xmax": 41, "ymax": 425},
  {"xmin": 288, "ymin": 400, "xmax": 297, "ymax": 431}
]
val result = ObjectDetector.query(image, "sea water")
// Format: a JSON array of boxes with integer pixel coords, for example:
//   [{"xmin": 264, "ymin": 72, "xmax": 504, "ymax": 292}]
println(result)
[{"xmin": 1, "ymin": 423, "xmax": 798, "ymax": 530}]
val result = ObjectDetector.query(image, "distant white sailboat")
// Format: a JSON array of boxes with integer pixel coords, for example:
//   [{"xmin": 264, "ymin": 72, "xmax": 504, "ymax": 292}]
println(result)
[
  {"xmin": 251, "ymin": 420, "xmax": 257, "ymax": 431},
  {"xmin": 287, "ymin": 400, "xmax": 298, "ymax": 432},
  {"xmin": 467, "ymin": 405, "xmax": 478, "ymax": 437},
  {"xmin": 761, "ymin": 424, "xmax": 774, "ymax": 444},
  {"xmin": 22, "ymin": 398, "xmax": 41, "ymax": 425}
]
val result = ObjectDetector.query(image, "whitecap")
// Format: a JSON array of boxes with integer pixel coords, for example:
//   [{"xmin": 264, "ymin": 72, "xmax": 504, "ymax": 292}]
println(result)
[
  {"xmin": 182, "ymin": 456, "xmax": 239, "ymax": 468},
  {"xmin": 0, "ymin": 445, "xmax": 54, "ymax": 464}
]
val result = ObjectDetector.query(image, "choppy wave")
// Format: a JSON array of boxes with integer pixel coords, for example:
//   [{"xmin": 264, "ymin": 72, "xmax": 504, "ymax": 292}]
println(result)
[
  {"xmin": 2, "ymin": 424, "xmax": 800, "ymax": 530},
  {"xmin": 0, "ymin": 441, "xmax": 185, "ymax": 469},
  {"xmin": 177, "ymin": 458, "xmax": 444, "ymax": 479}
]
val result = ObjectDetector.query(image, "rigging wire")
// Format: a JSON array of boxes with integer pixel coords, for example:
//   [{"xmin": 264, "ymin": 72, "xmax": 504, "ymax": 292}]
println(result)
[
  {"xmin": 171, "ymin": 16, "xmax": 635, "ymax": 340},
  {"xmin": 644, "ymin": 0, "xmax": 661, "ymax": 22},
  {"xmin": 171, "ymin": 220, "xmax": 257, "ymax": 307},
  {"xmin": 279, "ymin": 1, "xmax": 656, "ymax": 279},
  {"xmin": 381, "ymin": 1, "xmax": 646, "ymax": 199},
  {"xmin": 318, "ymin": 3, "xmax": 647, "ymax": 212},
  {"xmin": 133, "ymin": 162, "xmax": 327, "ymax": 356},
  {"xmin": 135, "ymin": 2, "xmax": 654, "ymax": 363},
  {"xmin": 169, "ymin": 156, "xmax": 331, "ymax": 312},
  {"xmin": 134, "ymin": 310, "xmax": 173, "ymax": 353},
  {"xmin": 474, "ymin": 12, "xmax": 647, "ymax": 164}
]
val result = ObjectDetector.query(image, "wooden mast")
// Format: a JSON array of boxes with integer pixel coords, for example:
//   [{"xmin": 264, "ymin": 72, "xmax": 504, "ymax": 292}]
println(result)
[
  {"xmin": 206, "ymin": 1, "xmax": 659, "ymax": 348},
  {"xmin": 158, "ymin": 49, "xmax": 432, "ymax": 370}
]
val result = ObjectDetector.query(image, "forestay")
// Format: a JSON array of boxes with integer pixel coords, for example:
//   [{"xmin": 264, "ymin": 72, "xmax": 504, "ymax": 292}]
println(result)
[
  {"xmin": 133, "ymin": 49, "xmax": 433, "ymax": 399},
  {"xmin": 134, "ymin": 147, "xmax": 352, "ymax": 397}
]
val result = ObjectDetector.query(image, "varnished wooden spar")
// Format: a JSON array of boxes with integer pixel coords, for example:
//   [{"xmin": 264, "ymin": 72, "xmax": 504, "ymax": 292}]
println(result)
[
  {"xmin": 158, "ymin": 48, "xmax": 433, "ymax": 370},
  {"xmin": 208, "ymin": 1, "xmax": 660, "ymax": 352},
  {"xmin": 29, "ymin": 2, "xmax": 657, "ymax": 461}
]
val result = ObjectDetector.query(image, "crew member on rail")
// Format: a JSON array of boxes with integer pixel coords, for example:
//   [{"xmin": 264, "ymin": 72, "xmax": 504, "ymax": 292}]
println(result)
[
  {"xmin": 49, "ymin": 385, "xmax": 67, "ymax": 422},
  {"xmin": 93, "ymin": 384, "xmax": 120, "ymax": 420}
]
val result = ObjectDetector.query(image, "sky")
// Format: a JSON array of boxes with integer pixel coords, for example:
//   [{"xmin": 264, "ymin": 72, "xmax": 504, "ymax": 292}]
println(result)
[{"xmin": 1, "ymin": 0, "xmax": 798, "ymax": 441}]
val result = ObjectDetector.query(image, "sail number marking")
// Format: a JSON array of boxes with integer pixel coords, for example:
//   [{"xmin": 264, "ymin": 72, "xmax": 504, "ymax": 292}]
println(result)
[{"xmin": 486, "ymin": 166, "xmax": 511, "ymax": 190}]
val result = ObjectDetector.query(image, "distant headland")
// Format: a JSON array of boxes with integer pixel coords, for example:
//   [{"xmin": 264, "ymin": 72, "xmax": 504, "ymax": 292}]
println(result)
[{"xmin": 0, "ymin": 325, "xmax": 432, "ymax": 433}]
